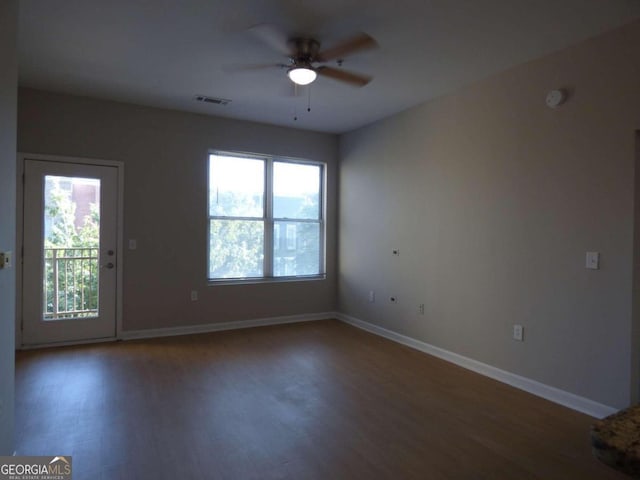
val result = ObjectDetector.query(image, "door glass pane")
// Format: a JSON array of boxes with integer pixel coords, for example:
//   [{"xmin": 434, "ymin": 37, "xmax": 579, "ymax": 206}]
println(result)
[
  {"xmin": 273, "ymin": 162, "xmax": 321, "ymax": 220},
  {"xmin": 209, "ymin": 155, "xmax": 265, "ymax": 217},
  {"xmin": 43, "ymin": 175, "xmax": 100, "ymax": 320},
  {"xmin": 274, "ymin": 221, "xmax": 320, "ymax": 276},
  {"xmin": 209, "ymin": 219, "xmax": 264, "ymax": 278}
]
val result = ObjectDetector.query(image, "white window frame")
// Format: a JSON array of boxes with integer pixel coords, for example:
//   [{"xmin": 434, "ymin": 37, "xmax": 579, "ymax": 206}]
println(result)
[{"xmin": 208, "ymin": 151, "xmax": 326, "ymax": 284}]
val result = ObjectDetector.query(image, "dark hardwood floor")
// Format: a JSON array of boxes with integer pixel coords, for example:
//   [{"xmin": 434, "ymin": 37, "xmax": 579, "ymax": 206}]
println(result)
[{"xmin": 15, "ymin": 319, "xmax": 625, "ymax": 479}]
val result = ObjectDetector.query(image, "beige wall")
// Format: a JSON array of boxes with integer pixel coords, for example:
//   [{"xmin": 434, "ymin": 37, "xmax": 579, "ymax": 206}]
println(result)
[
  {"xmin": 18, "ymin": 89, "xmax": 338, "ymax": 332},
  {"xmin": 339, "ymin": 20, "xmax": 640, "ymax": 409},
  {"xmin": 0, "ymin": 0, "xmax": 18, "ymax": 455}
]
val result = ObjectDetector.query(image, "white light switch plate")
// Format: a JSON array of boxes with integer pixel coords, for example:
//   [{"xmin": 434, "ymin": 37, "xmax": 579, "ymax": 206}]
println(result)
[{"xmin": 586, "ymin": 252, "xmax": 600, "ymax": 270}]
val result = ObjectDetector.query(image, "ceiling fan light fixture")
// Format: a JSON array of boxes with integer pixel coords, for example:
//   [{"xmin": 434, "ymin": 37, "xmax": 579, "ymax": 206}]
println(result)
[{"xmin": 288, "ymin": 67, "xmax": 317, "ymax": 85}]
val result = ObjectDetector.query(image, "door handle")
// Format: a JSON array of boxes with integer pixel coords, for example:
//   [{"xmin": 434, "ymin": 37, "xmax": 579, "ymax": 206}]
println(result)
[{"xmin": 101, "ymin": 262, "xmax": 115, "ymax": 269}]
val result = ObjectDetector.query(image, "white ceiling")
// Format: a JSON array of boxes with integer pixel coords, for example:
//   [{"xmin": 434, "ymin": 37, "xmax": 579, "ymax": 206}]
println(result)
[{"xmin": 18, "ymin": 0, "xmax": 640, "ymax": 134}]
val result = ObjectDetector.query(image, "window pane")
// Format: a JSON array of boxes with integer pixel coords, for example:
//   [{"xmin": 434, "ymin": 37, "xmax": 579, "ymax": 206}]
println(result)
[
  {"xmin": 209, "ymin": 219, "xmax": 264, "ymax": 278},
  {"xmin": 274, "ymin": 221, "xmax": 320, "ymax": 276},
  {"xmin": 43, "ymin": 175, "xmax": 100, "ymax": 320},
  {"xmin": 209, "ymin": 155, "xmax": 264, "ymax": 217},
  {"xmin": 273, "ymin": 162, "xmax": 320, "ymax": 220}
]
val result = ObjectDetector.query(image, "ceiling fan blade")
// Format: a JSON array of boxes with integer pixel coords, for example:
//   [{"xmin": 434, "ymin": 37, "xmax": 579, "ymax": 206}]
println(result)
[
  {"xmin": 249, "ymin": 23, "xmax": 294, "ymax": 56},
  {"xmin": 316, "ymin": 66, "xmax": 372, "ymax": 87},
  {"xmin": 223, "ymin": 63, "xmax": 288, "ymax": 73},
  {"xmin": 317, "ymin": 32, "xmax": 377, "ymax": 62}
]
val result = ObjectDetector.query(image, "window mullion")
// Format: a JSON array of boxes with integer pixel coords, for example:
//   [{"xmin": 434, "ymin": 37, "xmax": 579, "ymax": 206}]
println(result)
[
  {"xmin": 209, "ymin": 215, "xmax": 264, "ymax": 222},
  {"xmin": 264, "ymin": 158, "xmax": 274, "ymax": 277},
  {"xmin": 272, "ymin": 218, "xmax": 320, "ymax": 224}
]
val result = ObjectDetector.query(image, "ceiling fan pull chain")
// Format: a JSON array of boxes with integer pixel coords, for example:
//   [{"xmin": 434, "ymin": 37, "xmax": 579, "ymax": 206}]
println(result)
[{"xmin": 307, "ymin": 86, "xmax": 311, "ymax": 112}]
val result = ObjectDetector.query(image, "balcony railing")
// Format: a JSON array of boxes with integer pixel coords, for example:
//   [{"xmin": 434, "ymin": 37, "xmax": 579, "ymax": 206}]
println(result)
[{"xmin": 44, "ymin": 247, "xmax": 99, "ymax": 320}]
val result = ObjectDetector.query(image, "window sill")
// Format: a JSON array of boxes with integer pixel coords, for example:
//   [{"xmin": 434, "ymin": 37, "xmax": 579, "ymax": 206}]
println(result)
[{"xmin": 208, "ymin": 274, "xmax": 326, "ymax": 287}]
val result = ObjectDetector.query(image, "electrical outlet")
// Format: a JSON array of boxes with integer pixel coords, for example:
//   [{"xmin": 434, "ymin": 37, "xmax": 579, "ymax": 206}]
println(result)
[
  {"xmin": 513, "ymin": 324, "xmax": 524, "ymax": 341},
  {"xmin": 389, "ymin": 296, "xmax": 398, "ymax": 304},
  {"xmin": 190, "ymin": 290, "xmax": 198, "ymax": 301},
  {"xmin": 368, "ymin": 291, "xmax": 375, "ymax": 303},
  {"xmin": 0, "ymin": 251, "xmax": 12, "ymax": 269},
  {"xmin": 418, "ymin": 303, "xmax": 425, "ymax": 315}
]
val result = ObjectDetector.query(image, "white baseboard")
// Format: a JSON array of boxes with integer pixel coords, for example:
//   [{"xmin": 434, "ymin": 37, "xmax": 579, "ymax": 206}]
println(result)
[
  {"xmin": 335, "ymin": 312, "xmax": 617, "ymax": 419},
  {"xmin": 121, "ymin": 312, "xmax": 333, "ymax": 340}
]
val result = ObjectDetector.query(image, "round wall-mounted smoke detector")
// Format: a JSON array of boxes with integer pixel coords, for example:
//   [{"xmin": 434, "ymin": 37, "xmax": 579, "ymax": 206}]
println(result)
[{"xmin": 545, "ymin": 89, "xmax": 567, "ymax": 109}]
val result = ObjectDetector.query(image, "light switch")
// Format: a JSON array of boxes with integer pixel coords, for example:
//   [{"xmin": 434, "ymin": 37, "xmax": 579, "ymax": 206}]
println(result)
[
  {"xmin": 0, "ymin": 251, "xmax": 12, "ymax": 269},
  {"xmin": 586, "ymin": 251, "xmax": 600, "ymax": 270},
  {"xmin": 513, "ymin": 324, "xmax": 524, "ymax": 341},
  {"xmin": 128, "ymin": 239, "xmax": 137, "ymax": 250}
]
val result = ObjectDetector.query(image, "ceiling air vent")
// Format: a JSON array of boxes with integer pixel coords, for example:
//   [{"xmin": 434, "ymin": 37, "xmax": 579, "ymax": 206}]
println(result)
[{"xmin": 194, "ymin": 95, "xmax": 231, "ymax": 106}]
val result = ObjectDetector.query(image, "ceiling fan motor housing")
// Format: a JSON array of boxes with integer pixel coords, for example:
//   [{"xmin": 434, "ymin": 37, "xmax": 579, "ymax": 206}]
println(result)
[{"xmin": 288, "ymin": 38, "xmax": 320, "ymax": 67}]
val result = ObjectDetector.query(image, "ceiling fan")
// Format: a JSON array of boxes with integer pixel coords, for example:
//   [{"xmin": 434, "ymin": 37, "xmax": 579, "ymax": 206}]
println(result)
[{"xmin": 247, "ymin": 24, "xmax": 378, "ymax": 87}]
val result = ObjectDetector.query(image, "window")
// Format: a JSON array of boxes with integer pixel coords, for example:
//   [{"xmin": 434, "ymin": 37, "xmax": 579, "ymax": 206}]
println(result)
[{"xmin": 208, "ymin": 152, "xmax": 324, "ymax": 281}]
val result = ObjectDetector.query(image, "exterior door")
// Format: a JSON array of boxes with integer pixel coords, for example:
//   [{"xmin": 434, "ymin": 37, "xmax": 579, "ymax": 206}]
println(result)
[{"xmin": 22, "ymin": 159, "xmax": 119, "ymax": 345}]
